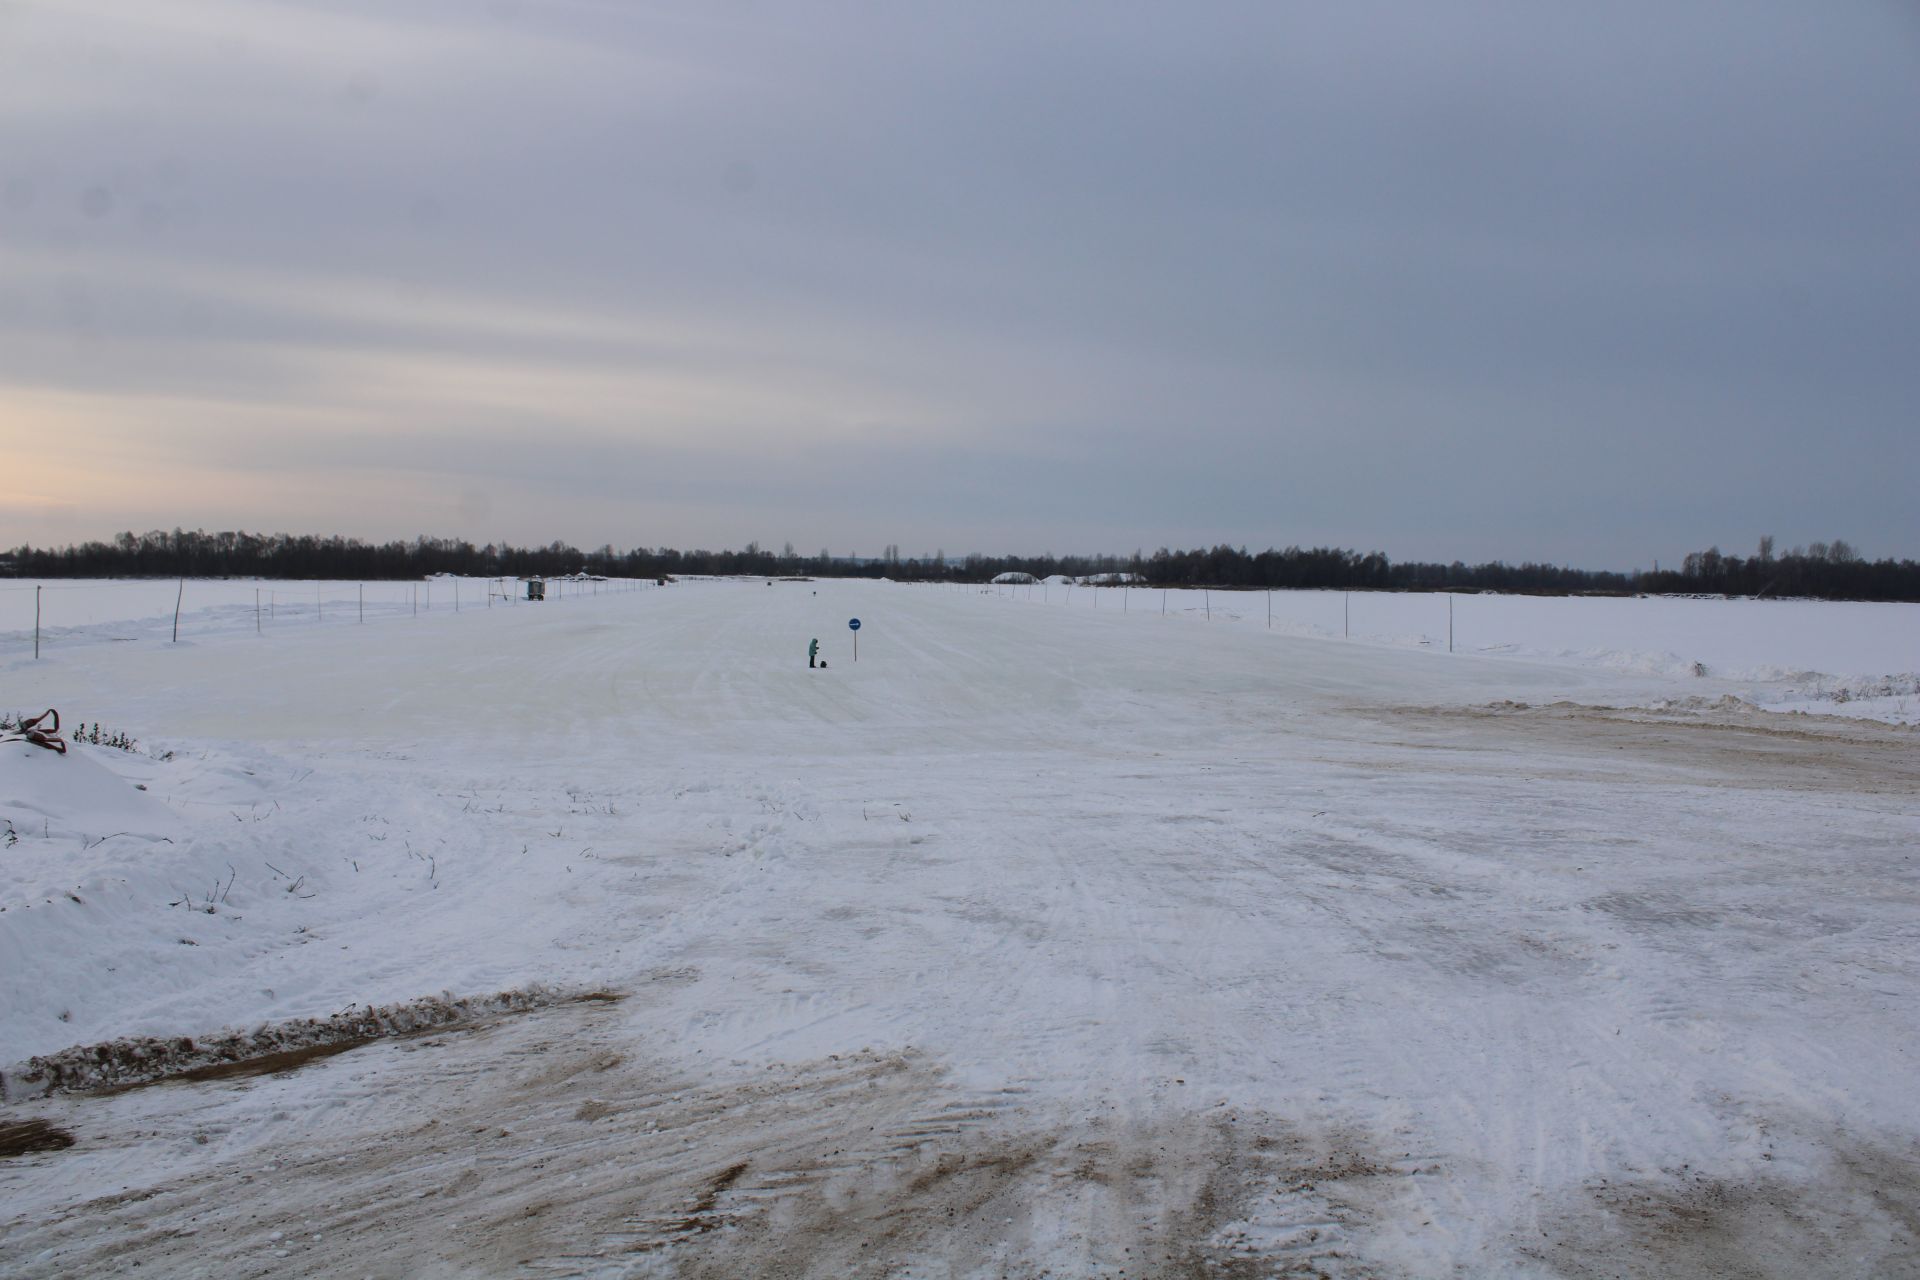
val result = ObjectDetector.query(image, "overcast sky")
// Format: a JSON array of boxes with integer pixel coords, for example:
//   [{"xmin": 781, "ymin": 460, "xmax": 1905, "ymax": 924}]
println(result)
[{"xmin": 3, "ymin": 0, "xmax": 1916, "ymax": 568}]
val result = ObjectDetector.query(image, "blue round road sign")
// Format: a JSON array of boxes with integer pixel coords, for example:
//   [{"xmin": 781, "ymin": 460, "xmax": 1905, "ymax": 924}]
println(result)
[{"xmin": 849, "ymin": 618, "xmax": 862, "ymax": 630}]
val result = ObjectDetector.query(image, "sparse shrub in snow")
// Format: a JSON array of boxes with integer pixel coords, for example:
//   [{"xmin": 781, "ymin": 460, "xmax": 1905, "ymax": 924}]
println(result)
[{"xmin": 69, "ymin": 722, "xmax": 140, "ymax": 752}]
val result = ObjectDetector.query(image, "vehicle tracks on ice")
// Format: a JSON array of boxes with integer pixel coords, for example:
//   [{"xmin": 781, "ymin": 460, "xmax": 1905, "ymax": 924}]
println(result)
[{"xmin": 0, "ymin": 995, "xmax": 1446, "ymax": 1278}]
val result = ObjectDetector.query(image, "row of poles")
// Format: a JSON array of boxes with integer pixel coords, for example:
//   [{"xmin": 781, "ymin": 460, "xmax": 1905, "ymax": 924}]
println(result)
[
  {"xmin": 27, "ymin": 577, "xmax": 645, "ymax": 659},
  {"xmin": 986, "ymin": 583, "xmax": 1456, "ymax": 653}
]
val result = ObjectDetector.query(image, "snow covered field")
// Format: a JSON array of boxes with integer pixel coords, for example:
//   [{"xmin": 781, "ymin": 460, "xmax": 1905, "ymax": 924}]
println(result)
[
  {"xmin": 2, "ymin": 578, "xmax": 1916, "ymax": 1277},
  {"xmin": 8, "ymin": 576, "xmax": 1915, "ymax": 721}
]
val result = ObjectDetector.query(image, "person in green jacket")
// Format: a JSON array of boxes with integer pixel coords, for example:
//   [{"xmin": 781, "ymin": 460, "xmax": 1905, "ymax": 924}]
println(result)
[{"xmin": 809, "ymin": 637, "xmax": 819, "ymax": 668}]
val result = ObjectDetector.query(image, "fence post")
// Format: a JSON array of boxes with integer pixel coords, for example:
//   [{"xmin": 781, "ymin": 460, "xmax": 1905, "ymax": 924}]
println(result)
[
  {"xmin": 1448, "ymin": 594, "xmax": 1454, "ymax": 653},
  {"xmin": 172, "ymin": 579, "xmax": 184, "ymax": 643},
  {"xmin": 1344, "ymin": 592, "xmax": 1349, "ymax": 638},
  {"xmin": 359, "ymin": 583, "xmax": 364, "ymax": 623},
  {"xmin": 317, "ymin": 582, "xmax": 322, "ymax": 623},
  {"xmin": 256, "ymin": 588, "xmax": 261, "ymax": 635},
  {"xmin": 456, "ymin": 579, "xmax": 460, "ymax": 613},
  {"xmin": 1267, "ymin": 591, "xmax": 1271, "ymax": 629},
  {"xmin": 1162, "ymin": 589, "xmax": 1166, "ymax": 616},
  {"xmin": 1205, "ymin": 590, "xmax": 1210, "ymax": 621},
  {"xmin": 34, "ymin": 584, "xmax": 40, "ymax": 659}
]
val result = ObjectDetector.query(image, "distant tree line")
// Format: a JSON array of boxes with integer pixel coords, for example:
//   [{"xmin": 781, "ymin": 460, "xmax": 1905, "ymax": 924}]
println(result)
[
  {"xmin": 5, "ymin": 529, "xmax": 1917, "ymax": 602},
  {"xmin": 1632, "ymin": 536, "xmax": 1917, "ymax": 601}
]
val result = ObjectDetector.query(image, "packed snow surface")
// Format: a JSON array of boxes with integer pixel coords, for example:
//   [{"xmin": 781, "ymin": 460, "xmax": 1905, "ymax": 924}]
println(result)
[{"xmin": 1, "ymin": 578, "xmax": 1916, "ymax": 1277}]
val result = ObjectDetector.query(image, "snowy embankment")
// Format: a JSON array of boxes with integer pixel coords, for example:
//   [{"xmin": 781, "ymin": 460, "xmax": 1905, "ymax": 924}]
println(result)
[{"xmin": 1, "ymin": 578, "xmax": 1916, "ymax": 1277}]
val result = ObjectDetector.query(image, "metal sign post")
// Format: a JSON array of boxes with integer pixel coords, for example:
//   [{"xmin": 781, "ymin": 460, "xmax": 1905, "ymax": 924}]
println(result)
[{"xmin": 849, "ymin": 617, "xmax": 861, "ymax": 661}]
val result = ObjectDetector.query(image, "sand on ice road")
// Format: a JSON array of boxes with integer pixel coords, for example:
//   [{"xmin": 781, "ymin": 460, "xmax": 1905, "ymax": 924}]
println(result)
[{"xmin": 2, "ymin": 579, "xmax": 1916, "ymax": 1277}]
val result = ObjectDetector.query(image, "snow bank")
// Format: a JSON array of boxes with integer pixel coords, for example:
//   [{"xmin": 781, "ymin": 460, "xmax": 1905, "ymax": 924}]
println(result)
[{"xmin": 0, "ymin": 739, "xmax": 182, "ymax": 850}]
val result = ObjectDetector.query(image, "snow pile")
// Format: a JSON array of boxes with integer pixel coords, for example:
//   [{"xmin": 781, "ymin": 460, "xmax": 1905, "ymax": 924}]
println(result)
[
  {"xmin": 1026, "ymin": 573, "xmax": 1143, "ymax": 586},
  {"xmin": 0, "ymin": 738, "xmax": 181, "ymax": 852}
]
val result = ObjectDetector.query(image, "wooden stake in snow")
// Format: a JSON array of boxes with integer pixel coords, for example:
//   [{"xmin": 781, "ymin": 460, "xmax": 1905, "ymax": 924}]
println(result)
[
  {"xmin": 1205, "ymin": 590, "xmax": 1210, "ymax": 621},
  {"xmin": 255, "ymin": 588, "xmax": 261, "ymax": 635},
  {"xmin": 1448, "ymin": 594, "xmax": 1454, "ymax": 653},
  {"xmin": 1267, "ymin": 591, "xmax": 1271, "ymax": 629},
  {"xmin": 1344, "ymin": 592, "xmax": 1350, "ymax": 638},
  {"xmin": 171, "ymin": 579, "xmax": 184, "ymax": 643},
  {"xmin": 359, "ymin": 583, "xmax": 364, "ymax": 623},
  {"xmin": 34, "ymin": 584, "xmax": 40, "ymax": 659}
]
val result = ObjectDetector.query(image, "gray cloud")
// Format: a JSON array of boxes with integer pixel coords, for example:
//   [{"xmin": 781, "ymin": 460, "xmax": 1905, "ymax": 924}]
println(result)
[{"xmin": 2, "ymin": 0, "xmax": 1915, "ymax": 566}]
